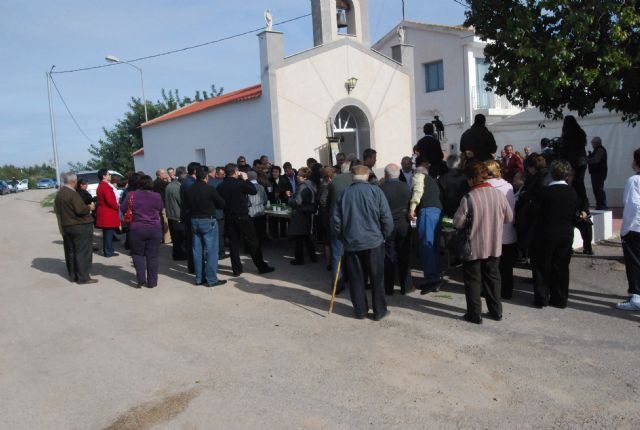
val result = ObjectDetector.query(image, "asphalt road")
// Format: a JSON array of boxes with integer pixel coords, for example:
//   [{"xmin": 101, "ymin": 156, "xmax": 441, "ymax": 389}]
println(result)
[{"xmin": 0, "ymin": 190, "xmax": 638, "ymax": 430}]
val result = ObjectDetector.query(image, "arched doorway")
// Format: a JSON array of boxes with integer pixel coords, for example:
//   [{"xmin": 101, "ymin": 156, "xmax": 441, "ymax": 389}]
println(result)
[{"xmin": 332, "ymin": 105, "xmax": 370, "ymax": 158}]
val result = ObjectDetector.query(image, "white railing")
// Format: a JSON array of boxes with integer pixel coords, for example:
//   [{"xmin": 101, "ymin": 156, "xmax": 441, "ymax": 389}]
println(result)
[{"xmin": 472, "ymin": 86, "xmax": 518, "ymax": 111}]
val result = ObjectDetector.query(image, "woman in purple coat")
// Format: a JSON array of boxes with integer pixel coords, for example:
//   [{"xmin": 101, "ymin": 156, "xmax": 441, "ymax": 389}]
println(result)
[{"xmin": 121, "ymin": 175, "xmax": 164, "ymax": 288}]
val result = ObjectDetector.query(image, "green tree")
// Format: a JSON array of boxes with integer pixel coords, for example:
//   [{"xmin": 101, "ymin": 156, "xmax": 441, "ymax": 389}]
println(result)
[
  {"xmin": 464, "ymin": 0, "xmax": 640, "ymax": 123},
  {"xmin": 0, "ymin": 164, "xmax": 56, "ymax": 188},
  {"xmin": 87, "ymin": 85, "xmax": 224, "ymax": 173}
]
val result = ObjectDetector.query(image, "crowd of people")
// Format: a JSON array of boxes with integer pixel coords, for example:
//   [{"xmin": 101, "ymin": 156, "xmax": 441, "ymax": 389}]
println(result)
[{"xmin": 53, "ymin": 113, "xmax": 640, "ymax": 322}]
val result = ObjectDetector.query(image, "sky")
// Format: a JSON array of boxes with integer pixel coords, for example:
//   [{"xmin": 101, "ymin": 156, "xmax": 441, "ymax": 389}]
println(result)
[{"xmin": 0, "ymin": 0, "xmax": 467, "ymax": 169}]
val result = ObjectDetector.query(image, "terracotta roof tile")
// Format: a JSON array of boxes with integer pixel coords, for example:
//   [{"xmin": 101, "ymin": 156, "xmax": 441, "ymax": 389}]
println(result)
[{"xmin": 141, "ymin": 84, "xmax": 262, "ymax": 128}]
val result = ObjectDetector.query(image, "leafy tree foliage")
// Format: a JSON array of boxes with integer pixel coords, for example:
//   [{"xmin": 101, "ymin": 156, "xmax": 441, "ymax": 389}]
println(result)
[
  {"xmin": 464, "ymin": 0, "xmax": 640, "ymax": 124},
  {"xmin": 87, "ymin": 85, "xmax": 223, "ymax": 173},
  {"xmin": 0, "ymin": 163, "xmax": 56, "ymax": 188}
]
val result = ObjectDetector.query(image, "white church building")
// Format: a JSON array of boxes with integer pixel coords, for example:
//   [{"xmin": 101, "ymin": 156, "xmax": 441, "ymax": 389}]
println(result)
[{"xmin": 135, "ymin": 0, "xmax": 416, "ymax": 173}]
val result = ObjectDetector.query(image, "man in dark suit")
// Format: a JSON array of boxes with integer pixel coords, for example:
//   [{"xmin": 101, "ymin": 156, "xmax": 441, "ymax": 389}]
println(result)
[
  {"xmin": 531, "ymin": 160, "xmax": 579, "ymax": 308},
  {"xmin": 398, "ymin": 156, "xmax": 414, "ymax": 189},
  {"xmin": 283, "ymin": 162, "xmax": 297, "ymax": 195},
  {"xmin": 381, "ymin": 164, "xmax": 413, "ymax": 295},
  {"xmin": 207, "ymin": 166, "xmax": 227, "ymax": 259},
  {"xmin": 217, "ymin": 163, "xmax": 275, "ymax": 277},
  {"xmin": 54, "ymin": 172, "xmax": 97, "ymax": 284},
  {"xmin": 415, "ymin": 123, "xmax": 446, "ymax": 178},
  {"xmin": 180, "ymin": 162, "xmax": 200, "ymax": 273},
  {"xmin": 587, "ymin": 136, "xmax": 608, "ymax": 210}
]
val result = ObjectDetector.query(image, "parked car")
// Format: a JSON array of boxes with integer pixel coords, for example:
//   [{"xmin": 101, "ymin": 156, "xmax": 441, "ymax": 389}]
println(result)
[
  {"xmin": 36, "ymin": 178, "xmax": 57, "ymax": 189},
  {"xmin": 76, "ymin": 170, "xmax": 124, "ymax": 199},
  {"xmin": 8, "ymin": 179, "xmax": 28, "ymax": 193},
  {"xmin": 0, "ymin": 180, "xmax": 10, "ymax": 195}
]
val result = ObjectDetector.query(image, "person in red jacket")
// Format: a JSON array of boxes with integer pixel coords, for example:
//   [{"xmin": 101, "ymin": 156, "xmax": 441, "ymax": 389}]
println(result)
[
  {"xmin": 96, "ymin": 169, "xmax": 120, "ymax": 257},
  {"xmin": 500, "ymin": 144, "xmax": 524, "ymax": 183}
]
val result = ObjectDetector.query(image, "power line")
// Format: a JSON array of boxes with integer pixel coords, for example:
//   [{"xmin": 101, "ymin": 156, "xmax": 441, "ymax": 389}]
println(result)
[
  {"xmin": 52, "ymin": 13, "xmax": 311, "ymax": 75},
  {"xmin": 451, "ymin": 0, "xmax": 470, "ymax": 8},
  {"xmin": 49, "ymin": 74, "xmax": 96, "ymax": 144}
]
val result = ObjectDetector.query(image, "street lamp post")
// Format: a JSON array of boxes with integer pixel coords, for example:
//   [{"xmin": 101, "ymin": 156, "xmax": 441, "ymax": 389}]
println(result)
[
  {"xmin": 46, "ymin": 66, "xmax": 61, "ymax": 187},
  {"xmin": 105, "ymin": 55, "xmax": 148, "ymax": 123}
]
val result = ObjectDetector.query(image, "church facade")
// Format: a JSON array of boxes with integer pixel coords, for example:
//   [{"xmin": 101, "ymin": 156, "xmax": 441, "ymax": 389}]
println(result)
[{"xmin": 136, "ymin": 0, "xmax": 415, "ymax": 173}]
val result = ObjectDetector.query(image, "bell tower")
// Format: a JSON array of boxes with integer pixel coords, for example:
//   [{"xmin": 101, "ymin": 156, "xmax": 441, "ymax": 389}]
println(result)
[{"xmin": 311, "ymin": 0, "xmax": 370, "ymax": 47}]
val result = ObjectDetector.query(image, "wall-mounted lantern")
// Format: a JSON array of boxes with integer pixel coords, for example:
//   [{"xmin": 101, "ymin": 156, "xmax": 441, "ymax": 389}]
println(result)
[{"xmin": 345, "ymin": 77, "xmax": 358, "ymax": 94}]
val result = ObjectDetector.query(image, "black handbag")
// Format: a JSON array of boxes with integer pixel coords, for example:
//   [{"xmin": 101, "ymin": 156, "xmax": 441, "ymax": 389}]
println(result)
[{"xmin": 450, "ymin": 194, "xmax": 473, "ymax": 262}]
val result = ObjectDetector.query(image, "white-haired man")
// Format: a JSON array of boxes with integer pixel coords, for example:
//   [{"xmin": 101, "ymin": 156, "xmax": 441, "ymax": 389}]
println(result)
[
  {"xmin": 333, "ymin": 165, "xmax": 394, "ymax": 320},
  {"xmin": 54, "ymin": 172, "xmax": 97, "ymax": 284}
]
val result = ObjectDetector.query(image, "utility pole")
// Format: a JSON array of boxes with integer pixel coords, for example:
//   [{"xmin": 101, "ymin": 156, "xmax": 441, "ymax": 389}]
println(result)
[
  {"xmin": 401, "ymin": 0, "xmax": 406, "ymax": 20},
  {"xmin": 46, "ymin": 66, "xmax": 61, "ymax": 186}
]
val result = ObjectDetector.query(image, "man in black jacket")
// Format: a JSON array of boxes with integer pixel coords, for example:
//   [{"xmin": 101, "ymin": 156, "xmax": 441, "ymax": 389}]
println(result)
[
  {"xmin": 460, "ymin": 114, "xmax": 497, "ymax": 161},
  {"xmin": 184, "ymin": 166, "xmax": 227, "ymax": 287},
  {"xmin": 381, "ymin": 164, "xmax": 413, "ymax": 295},
  {"xmin": 217, "ymin": 163, "xmax": 275, "ymax": 277},
  {"xmin": 587, "ymin": 136, "xmax": 608, "ymax": 210},
  {"xmin": 415, "ymin": 123, "xmax": 446, "ymax": 178}
]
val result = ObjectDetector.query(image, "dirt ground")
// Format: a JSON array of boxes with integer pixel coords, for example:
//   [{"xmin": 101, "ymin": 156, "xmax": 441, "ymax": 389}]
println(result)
[{"xmin": 0, "ymin": 190, "xmax": 638, "ymax": 430}]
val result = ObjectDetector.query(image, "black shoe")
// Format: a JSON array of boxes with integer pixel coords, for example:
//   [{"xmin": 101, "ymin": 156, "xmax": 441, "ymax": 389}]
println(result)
[
  {"xmin": 146, "ymin": 284, "xmax": 157, "ymax": 289},
  {"xmin": 259, "ymin": 266, "xmax": 275, "ymax": 274},
  {"xmin": 583, "ymin": 248, "xmax": 594, "ymax": 255},
  {"xmin": 420, "ymin": 281, "xmax": 442, "ymax": 295},
  {"xmin": 501, "ymin": 294, "xmax": 513, "ymax": 300},
  {"xmin": 463, "ymin": 313, "xmax": 483, "ymax": 324},
  {"xmin": 77, "ymin": 278, "xmax": 99, "ymax": 285},
  {"xmin": 372, "ymin": 310, "xmax": 390, "ymax": 321},
  {"xmin": 290, "ymin": 260, "xmax": 304, "ymax": 266},
  {"xmin": 104, "ymin": 252, "xmax": 119, "ymax": 258},
  {"xmin": 232, "ymin": 271, "xmax": 243, "ymax": 277},
  {"xmin": 354, "ymin": 314, "xmax": 367, "ymax": 320},
  {"xmin": 486, "ymin": 313, "xmax": 502, "ymax": 321},
  {"xmin": 206, "ymin": 280, "xmax": 227, "ymax": 287},
  {"xmin": 135, "ymin": 282, "xmax": 144, "ymax": 288},
  {"xmin": 219, "ymin": 253, "xmax": 229, "ymax": 260}
]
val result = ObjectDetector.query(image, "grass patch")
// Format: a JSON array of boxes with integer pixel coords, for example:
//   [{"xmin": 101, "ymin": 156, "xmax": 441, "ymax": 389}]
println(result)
[{"xmin": 41, "ymin": 192, "xmax": 57, "ymax": 208}]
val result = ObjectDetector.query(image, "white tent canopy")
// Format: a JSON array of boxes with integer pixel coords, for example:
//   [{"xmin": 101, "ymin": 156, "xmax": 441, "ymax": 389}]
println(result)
[{"xmin": 490, "ymin": 105, "xmax": 639, "ymax": 207}]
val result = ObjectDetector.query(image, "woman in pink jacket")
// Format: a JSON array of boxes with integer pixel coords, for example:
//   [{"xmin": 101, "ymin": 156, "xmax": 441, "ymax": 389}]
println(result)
[{"xmin": 453, "ymin": 160, "xmax": 513, "ymax": 324}]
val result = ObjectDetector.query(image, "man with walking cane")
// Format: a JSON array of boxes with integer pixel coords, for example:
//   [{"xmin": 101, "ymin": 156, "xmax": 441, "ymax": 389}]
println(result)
[{"xmin": 332, "ymin": 165, "xmax": 394, "ymax": 320}]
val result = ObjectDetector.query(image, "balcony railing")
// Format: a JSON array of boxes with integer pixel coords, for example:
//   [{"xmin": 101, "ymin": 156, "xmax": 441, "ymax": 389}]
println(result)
[{"xmin": 472, "ymin": 86, "xmax": 518, "ymax": 111}]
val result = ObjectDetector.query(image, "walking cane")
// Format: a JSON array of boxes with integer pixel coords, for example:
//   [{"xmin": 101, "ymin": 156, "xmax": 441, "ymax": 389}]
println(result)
[{"xmin": 328, "ymin": 256, "xmax": 342, "ymax": 316}]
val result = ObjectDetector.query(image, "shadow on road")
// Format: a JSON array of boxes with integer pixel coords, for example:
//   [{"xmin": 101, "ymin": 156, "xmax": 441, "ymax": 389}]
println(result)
[
  {"xmin": 232, "ymin": 277, "xmax": 353, "ymax": 319},
  {"xmin": 31, "ymin": 257, "xmax": 140, "ymax": 288}
]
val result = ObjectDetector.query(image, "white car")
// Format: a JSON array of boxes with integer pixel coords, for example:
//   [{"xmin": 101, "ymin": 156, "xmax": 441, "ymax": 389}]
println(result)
[
  {"xmin": 8, "ymin": 179, "xmax": 28, "ymax": 193},
  {"xmin": 76, "ymin": 170, "xmax": 124, "ymax": 200}
]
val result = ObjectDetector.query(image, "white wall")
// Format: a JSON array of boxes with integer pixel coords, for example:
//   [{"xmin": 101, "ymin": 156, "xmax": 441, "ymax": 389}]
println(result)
[
  {"xmin": 492, "ymin": 110, "xmax": 639, "ymax": 207},
  {"xmin": 272, "ymin": 43, "xmax": 413, "ymax": 170},
  {"xmin": 374, "ymin": 25, "xmax": 523, "ymax": 156},
  {"xmin": 138, "ymin": 97, "xmax": 272, "ymax": 173}
]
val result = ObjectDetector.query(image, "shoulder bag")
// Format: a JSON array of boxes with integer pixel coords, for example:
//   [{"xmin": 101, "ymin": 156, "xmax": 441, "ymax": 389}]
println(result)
[
  {"xmin": 122, "ymin": 192, "xmax": 134, "ymax": 228},
  {"xmin": 450, "ymin": 194, "xmax": 473, "ymax": 262}
]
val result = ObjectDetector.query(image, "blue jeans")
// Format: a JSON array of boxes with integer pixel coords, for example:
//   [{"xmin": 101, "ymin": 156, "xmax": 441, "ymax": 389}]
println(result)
[
  {"xmin": 191, "ymin": 218, "xmax": 219, "ymax": 285},
  {"xmin": 102, "ymin": 227, "xmax": 116, "ymax": 257},
  {"xmin": 331, "ymin": 236, "xmax": 345, "ymax": 291},
  {"xmin": 418, "ymin": 207, "xmax": 442, "ymax": 283}
]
